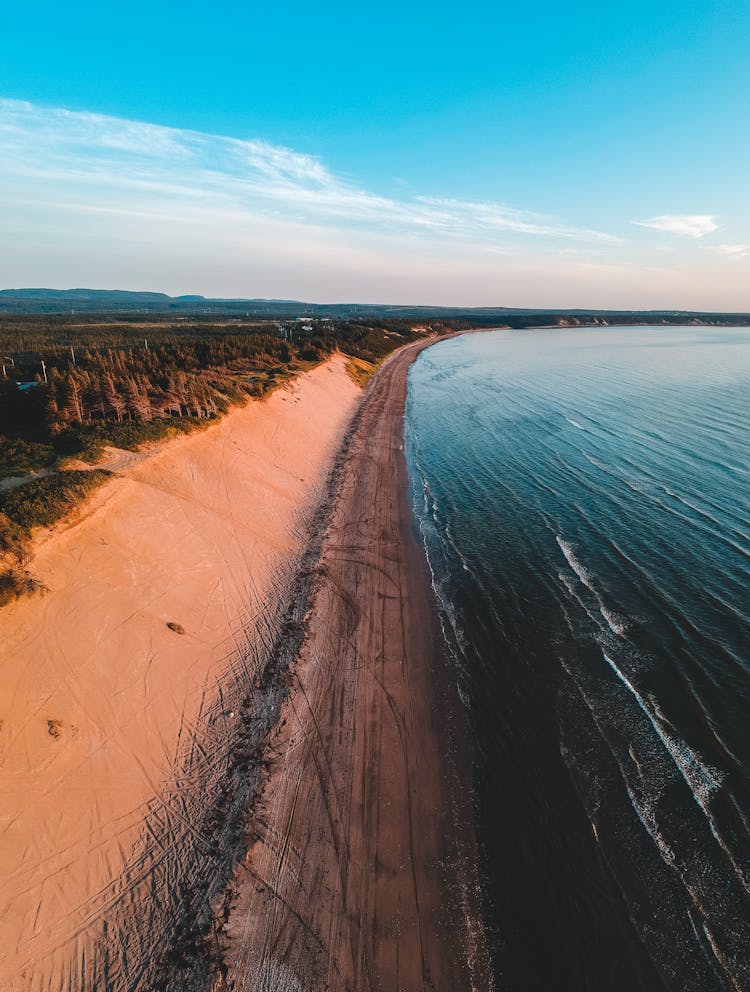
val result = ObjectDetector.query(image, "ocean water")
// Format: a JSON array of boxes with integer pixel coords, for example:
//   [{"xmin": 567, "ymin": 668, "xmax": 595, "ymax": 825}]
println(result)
[{"xmin": 405, "ymin": 327, "xmax": 750, "ymax": 992}]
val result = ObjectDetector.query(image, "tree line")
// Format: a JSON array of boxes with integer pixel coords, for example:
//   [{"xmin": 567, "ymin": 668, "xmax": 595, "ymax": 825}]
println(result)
[{"xmin": 0, "ymin": 317, "xmax": 435, "ymax": 473}]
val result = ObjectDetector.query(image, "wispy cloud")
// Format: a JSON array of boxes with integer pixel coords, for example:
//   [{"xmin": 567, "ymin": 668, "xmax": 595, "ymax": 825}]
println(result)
[
  {"xmin": 632, "ymin": 214, "xmax": 719, "ymax": 238},
  {"xmin": 416, "ymin": 197, "xmax": 620, "ymax": 242},
  {"xmin": 0, "ymin": 98, "xmax": 615, "ymax": 248},
  {"xmin": 712, "ymin": 243, "xmax": 750, "ymax": 258}
]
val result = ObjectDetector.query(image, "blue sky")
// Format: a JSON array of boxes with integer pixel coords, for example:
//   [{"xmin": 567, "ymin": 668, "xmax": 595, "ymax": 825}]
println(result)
[{"xmin": 2, "ymin": 1, "xmax": 750, "ymax": 307}]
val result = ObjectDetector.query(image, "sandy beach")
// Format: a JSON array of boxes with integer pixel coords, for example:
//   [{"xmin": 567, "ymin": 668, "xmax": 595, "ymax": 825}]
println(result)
[
  {"xmin": 215, "ymin": 339, "xmax": 492, "ymax": 991},
  {"xmin": 0, "ymin": 356, "xmax": 360, "ymax": 991}
]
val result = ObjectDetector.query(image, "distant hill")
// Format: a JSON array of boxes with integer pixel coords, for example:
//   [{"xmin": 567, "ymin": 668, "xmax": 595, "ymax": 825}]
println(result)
[
  {"xmin": 0, "ymin": 287, "xmax": 748, "ymax": 325},
  {"xmin": 0, "ymin": 288, "xmax": 177, "ymax": 304}
]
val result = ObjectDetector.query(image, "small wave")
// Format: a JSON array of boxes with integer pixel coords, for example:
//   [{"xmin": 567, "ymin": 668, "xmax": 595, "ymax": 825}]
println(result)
[
  {"xmin": 557, "ymin": 537, "xmax": 628, "ymax": 638},
  {"xmin": 624, "ymin": 782, "xmax": 676, "ymax": 866},
  {"xmin": 701, "ymin": 921, "xmax": 740, "ymax": 986},
  {"xmin": 557, "ymin": 570, "xmax": 577, "ymax": 599},
  {"xmin": 583, "ymin": 453, "xmax": 611, "ymax": 474},
  {"xmin": 556, "ymin": 537, "xmax": 596, "ymax": 593},
  {"xmin": 444, "ymin": 525, "xmax": 474, "ymax": 575},
  {"xmin": 665, "ymin": 487, "xmax": 750, "ymax": 552},
  {"xmin": 623, "ymin": 477, "xmax": 650, "ymax": 496},
  {"xmin": 410, "ymin": 478, "xmax": 469, "ymax": 663},
  {"xmin": 421, "ymin": 478, "xmax": 431, "ymax": 515},
  {"xmin": 603, "ymin": 653, "xmax": 725, "ymax": 808},
  {"xmin": 600, "ymin": 605, "xmax": 627, "ymax": 638},
  {"xmin": 564, "ymin": 415, "xmax": 587, "ymax": 431}
]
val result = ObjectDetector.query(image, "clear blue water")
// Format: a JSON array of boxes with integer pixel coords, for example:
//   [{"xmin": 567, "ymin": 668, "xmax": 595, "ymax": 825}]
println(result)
[{"xmin": 405, "ymin": 327, "xmax": 750, "ymax": 992}]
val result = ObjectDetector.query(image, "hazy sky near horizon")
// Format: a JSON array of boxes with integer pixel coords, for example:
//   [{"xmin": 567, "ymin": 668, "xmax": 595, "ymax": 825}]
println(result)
[{"xmin": 2, "ymin": 1, "xmax": 750, "ymax": 308}]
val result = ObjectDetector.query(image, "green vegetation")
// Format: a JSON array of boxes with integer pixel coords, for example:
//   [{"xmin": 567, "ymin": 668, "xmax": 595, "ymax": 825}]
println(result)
[
  {"xmin": 0, "ymin": 314, "xmax": 441, "ymax": 479},
  {"xmin": 62, "ymin": 417, "xmax": 203, "ymax": 464},
  {"xmin": 0, "ymin": 567, "xmax": 42, "ymax": 608},
  {"xmin": 0, "ymin": 469, "xmax": 111, "ymax": 532},
  {"xmin": 0, "ymin": 470, "xmax": 111, "ymax": 607},
  {"xmin": 345, "ymin": 356, "xmax": 378, "ymax": 387},
  {"xmin": 0, "ymin": 321, "xmax": 291, "ymax": 478},
  {"xmin": 0, "ymin": 437, "xmax": 56, "ymax": 478}
]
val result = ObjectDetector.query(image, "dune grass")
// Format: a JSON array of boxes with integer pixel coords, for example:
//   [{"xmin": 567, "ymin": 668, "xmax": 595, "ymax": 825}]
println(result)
[
  {"xmin": 0, "ymin": 470, "xmax": 112, "ymax": 533},
  {"xmin": 345, "ymin": 356, "xmax": 378, "ymax": 387},
  {"xmin": 0, "ymin": 470, "xmax": 112, "ymax": 607},
  {"xmin": 0, "ymin": 438, "xmax": 56, "ymax": 479}
]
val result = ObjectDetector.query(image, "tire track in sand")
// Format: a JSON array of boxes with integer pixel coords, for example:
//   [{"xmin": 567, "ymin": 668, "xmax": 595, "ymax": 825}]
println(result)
[{"xmin": 218, "ymin": 339, "xmax": 494, "ymax": 992}]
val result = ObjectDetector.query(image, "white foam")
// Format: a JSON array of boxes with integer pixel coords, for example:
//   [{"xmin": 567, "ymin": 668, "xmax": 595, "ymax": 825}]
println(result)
[
  {"xmin": 411, "ymin": 484, "xmax": 469, "ymax": 662},
  {"xmin": 557, "ymin": 570, "xmax": 577, "ymax": 599},
  {"xmin": 603, "ymin": 652, "xmax": 725, "ymax": 810},
  {"xmin": 556, "ymin": 537, "xmax": 595, "ymax": 593},
  {"xmin": 624, "ymin": 783, "xmax": 676, "ymax": 866},
  {"xmin": 583, "ymin": 453, "xmax": 609, "ymax": 473},
  {"xmin": 557, "ymin": 537, "xmax": 627, "ymax": 638},
  {"xmin": 600, "ymin": 605, "xmax": 627, "ymax": 638},
  {"xmin": 564, "ymin": 416, "xmax": 586, "ymax": 431}
]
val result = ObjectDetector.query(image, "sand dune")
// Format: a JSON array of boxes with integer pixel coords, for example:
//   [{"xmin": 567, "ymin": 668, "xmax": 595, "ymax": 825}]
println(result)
[{"xmin": 0, "ymin": 355, "xmax": 360, "ymax": 991}]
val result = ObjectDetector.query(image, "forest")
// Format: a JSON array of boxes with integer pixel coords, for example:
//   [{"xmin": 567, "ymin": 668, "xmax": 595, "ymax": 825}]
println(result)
[{"xmin": 0, "ymin": 315, "xmax": 445, "ymax": 475}]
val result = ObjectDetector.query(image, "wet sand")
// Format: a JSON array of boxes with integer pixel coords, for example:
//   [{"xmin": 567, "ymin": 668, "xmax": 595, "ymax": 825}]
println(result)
[{"xmin": 218, "ymin": 339, "xmax": 492, "ymax": 991}]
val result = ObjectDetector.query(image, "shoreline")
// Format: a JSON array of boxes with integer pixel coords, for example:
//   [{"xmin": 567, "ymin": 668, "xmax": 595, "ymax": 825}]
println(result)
[{"xmin": 209, "ymin": 336, "xmax": 492, "ymax": 991}]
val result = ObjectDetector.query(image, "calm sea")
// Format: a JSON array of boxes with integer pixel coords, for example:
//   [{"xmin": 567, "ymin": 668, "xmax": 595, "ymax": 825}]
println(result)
[{"xmin": 405, "ymin": 326, "xmax": 750, "ymax": 992}]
